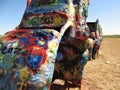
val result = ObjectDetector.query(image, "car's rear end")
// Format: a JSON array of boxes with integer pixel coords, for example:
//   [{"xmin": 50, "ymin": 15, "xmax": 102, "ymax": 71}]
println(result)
[{"xmin": 0, "ymin": 0, "xmax": 77, "ymax": 90}]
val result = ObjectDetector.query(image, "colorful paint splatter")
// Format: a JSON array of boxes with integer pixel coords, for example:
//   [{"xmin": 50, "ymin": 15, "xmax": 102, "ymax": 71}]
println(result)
[{"xmin": 0, "ymin": 0, "xmax": 91, "ymax": 90}]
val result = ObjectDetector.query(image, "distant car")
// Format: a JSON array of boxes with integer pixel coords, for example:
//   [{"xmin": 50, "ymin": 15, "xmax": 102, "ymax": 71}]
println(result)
[{"xmin": 87, "ymin": 19, "xmax": 103, "ymax": 59}]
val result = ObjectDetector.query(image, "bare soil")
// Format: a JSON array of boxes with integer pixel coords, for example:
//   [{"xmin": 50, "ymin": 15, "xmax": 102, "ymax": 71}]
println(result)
[{"xmin": 82, "ymin": 38, "xmax": 120, "ymax": 90}]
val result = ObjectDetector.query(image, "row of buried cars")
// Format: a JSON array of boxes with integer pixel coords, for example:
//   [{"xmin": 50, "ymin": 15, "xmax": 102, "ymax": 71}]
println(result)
[{"xmin": 0, "ymin": 0, "xmax": 102, "ymax": 90}]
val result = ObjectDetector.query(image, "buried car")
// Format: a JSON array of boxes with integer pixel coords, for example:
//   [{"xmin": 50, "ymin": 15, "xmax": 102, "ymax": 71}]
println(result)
[
  {"xmin": 0, "ymin": 0, "xmax": 90, "ymax": 90},
  {"xmin": 87, "ymin": 19, "xmax": 103, "ymax": 59}
]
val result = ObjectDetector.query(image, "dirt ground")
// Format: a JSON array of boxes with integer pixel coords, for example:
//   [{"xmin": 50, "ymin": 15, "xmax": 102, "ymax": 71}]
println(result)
[{"xmin": 82, "ymin": 38, "xmax": 120, "ymax": 90}]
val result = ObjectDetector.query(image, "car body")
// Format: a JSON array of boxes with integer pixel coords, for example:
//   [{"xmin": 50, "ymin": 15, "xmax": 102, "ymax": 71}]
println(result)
[
  {"xmin": 0, "ymin": 0, "xmax": 90, "ymax": 89},
  {"xmin": 87, "ymin": 19, "xmax": 103, "ymax": 59}
]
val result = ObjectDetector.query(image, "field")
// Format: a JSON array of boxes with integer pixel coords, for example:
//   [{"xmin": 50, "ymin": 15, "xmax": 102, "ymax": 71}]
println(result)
[{"xmin": 82, "ymin": 38, "xmax": 120, "ymax": 90}]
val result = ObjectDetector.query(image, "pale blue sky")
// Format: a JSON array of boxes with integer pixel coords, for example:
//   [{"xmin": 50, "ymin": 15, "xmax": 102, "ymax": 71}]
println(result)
[
  {"xmin": 87, "ymin": 0, "xmax": 120, "ymax": 35},
  {"xmin": 0, "ymin": 0, "xmax": 120, "ymax": 35}
]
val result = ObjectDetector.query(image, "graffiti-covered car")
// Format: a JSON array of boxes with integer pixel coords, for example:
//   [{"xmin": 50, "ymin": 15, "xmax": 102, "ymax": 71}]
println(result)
[
  {"xmin": 87, "ymin": 19, "xmax": 103, "ymax": 59},
  {"xmin": 0, "ymin": 0, "xmax": 90, "ymax": 90}
]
